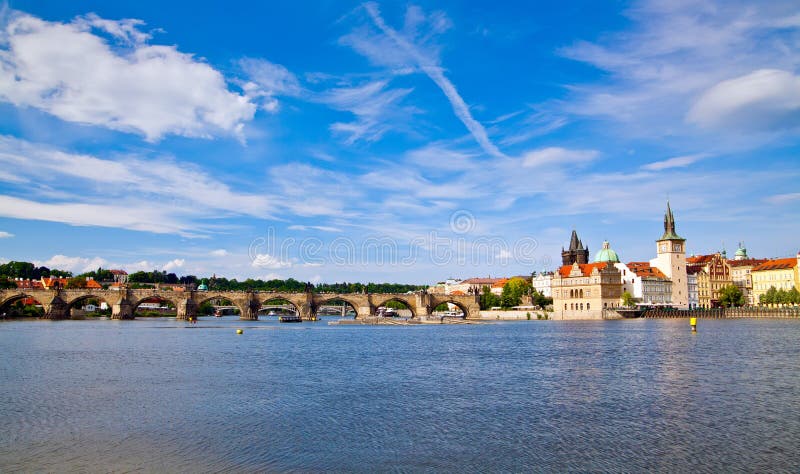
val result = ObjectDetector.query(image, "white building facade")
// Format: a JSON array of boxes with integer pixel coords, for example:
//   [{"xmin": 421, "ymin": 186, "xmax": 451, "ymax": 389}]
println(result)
[{"xmin": 532, "ymin": 272, "xmax": 553, "ymax": 297}]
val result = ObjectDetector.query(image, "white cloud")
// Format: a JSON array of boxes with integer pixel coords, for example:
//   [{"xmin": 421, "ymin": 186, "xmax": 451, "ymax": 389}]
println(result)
[
  {"xmin": 557, "ymin": 0, "xmax": 800, "ymax": 139},
  {"xmin": 0, "ymin": 195, "xmax": 197, "ymax": 235},
  {"xmin": 209, "ymin": 249, "xmax": 229, "ymax": 257},
  {"xmin": 124, "ymin": 260, "xmax": 154, "ymax": 273},
  {"xmin": 251, "ymin": 253, "xmax": 292, "ymax": 269},
  {"xmin": 522, "ymin": 147, "xmax": 600, "ymax": 168},
  {"xmin": 162, "ymin": 258, "xmax": 185, "ymax": 271},
  {"xmin": 257, "ymin": 273, "xmax": 284, "ymax": 280},
  {"xmin": 0, "ymin": 231, "xmax": 13, "ymax": 238},
  {"xmin": 687, "ymin": 69, "xmax": 800, "ymax": 130},
  {"xmin": 641, "ymin": 153, "xmax": 711, "ymax": 171},
  {"xmin": 34, "ymin": 255, "xmax": 109, "ymax": 274},
  {"xmin": 0, "ymin": 11, "xmax": 255, "ymax": 141}
]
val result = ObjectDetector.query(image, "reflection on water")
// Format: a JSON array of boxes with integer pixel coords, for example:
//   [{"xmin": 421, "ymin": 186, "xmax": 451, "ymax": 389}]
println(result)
[{"xmin": 1, "ymin": 317, "xmax": 799, "ymax": 472}]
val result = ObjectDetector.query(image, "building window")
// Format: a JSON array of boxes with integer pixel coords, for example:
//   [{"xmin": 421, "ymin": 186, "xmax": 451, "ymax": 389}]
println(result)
[{"xmin": 587, "ymin": 303, "xmax": 590, "ymax": 310}]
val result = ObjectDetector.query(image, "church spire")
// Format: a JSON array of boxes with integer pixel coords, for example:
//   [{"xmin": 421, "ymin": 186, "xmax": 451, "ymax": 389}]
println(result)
[
  {"xmin": 569, "ymin": 230, "xmax": 580, "ymax": 250},
  {"xmin": 659, "ymin": 200, "xmax": 684, "ymax": 241}
]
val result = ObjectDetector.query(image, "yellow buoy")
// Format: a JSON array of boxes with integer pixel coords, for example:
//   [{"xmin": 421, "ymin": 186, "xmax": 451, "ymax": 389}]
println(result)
[
  {"xmin": 236, "ymin": 329, "xmax": 243, "ymax": 335},
  {"xmin": 690, "ymin": 317, "xmax": 697, "ymax": 332}
]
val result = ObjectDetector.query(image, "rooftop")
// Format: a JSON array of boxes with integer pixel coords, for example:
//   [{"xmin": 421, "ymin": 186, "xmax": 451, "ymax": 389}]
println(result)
[
  {"xmin": 558, "ymin": 262, "xmax": 613, "ymax": 278},
  {"xmin": 752, "ymin": 258, "xmax": 798, "ymax": 272},
  {"xmin": 625, "ymin": 262, "xmax": 668, "ymax": 279}
]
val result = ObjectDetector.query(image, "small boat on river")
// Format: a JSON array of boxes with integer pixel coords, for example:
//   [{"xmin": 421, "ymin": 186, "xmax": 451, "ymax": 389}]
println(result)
[{"xmin": 279, "ymin": 314, "xmax": 302, "ymax": 323}]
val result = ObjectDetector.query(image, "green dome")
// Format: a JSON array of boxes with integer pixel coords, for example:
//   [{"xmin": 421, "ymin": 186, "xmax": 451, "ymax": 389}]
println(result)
[
  {"xmin": 593, "ymin": 240, "xmax": 620, "ymax": 263},
  {"xmin": 735, "ymin": 242, "xmax": 747, "ymax": 259},
  {"xmin": 197, "ymin": 280, "xmax": 208, "ymax": 291}
]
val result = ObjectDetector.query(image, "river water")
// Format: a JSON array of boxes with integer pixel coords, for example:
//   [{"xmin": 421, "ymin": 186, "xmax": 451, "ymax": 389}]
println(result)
[{"xmin": 1, "ymin": 317, "xmax": 798, "ymax": 472}]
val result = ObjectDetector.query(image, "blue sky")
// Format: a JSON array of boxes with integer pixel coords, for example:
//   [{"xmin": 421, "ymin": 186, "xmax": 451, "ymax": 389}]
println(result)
[{"xmin": 0, "ymin": 0, "xmax": 799, "ymax": 283}]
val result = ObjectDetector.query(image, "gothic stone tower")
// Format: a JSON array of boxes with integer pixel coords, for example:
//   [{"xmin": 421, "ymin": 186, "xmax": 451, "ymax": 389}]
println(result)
[
  {"xmin": 562, "ymin": 230, "xmax": 590, "ymax": 266},
  {"xmin": 650, "ymin": 201, "xmax": 689, "ymax": 308}
]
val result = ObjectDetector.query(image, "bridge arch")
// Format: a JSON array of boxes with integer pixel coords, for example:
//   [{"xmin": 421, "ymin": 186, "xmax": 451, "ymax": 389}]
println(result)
[
  {"xmin": 0, "ymin": 293, "xmax": 45, "ymax": 318},
  {"xmin": 195, "ymin": 294, "xmax": 246, "ymax": 317},
  {"xmin": 131, "ymin": 295, "xmax": 180, "ymax": 317},
  {"xmin": 373, "ymin": 296, "xmax": 416, "ymax": 318},
  {"xmin": 429, "ymin": 295, "xmax": 481, "ymax": 319},
  {"xmin": 313, "ymin": 296, "xmax": 361, "ymax": 319},
  {"xmin": 259, "ymin": 296, "xmax": 299, "ymax": 316},
  {"xmin": 65, "ymin": 293, "xmax": 113, "ymax": 319}
]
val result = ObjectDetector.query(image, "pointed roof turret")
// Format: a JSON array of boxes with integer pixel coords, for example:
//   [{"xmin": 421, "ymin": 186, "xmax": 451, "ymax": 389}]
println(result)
[
  {"xmin": 659, "ymin": 200, "xmax": 684, "ymax": 241},
  {"xmin": 569, "ymin": 230, "xmax": 580, "ymax": 251}
]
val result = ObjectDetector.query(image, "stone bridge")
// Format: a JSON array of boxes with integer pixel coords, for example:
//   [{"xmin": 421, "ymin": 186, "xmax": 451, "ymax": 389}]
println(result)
[{"xmin": 0, "ymin": 289, "xmax": 481, "ymax": 321}]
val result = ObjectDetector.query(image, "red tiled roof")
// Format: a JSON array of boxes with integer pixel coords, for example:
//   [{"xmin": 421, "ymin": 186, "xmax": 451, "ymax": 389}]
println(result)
[
  {"xmin": 558, "ymin": 262, "xmax": 611, "ymax": 278},
  {"xmin": 450, "ymin": 290, "xmax": 466, "ymax": 296},
  {"xmin": 727, "ymin": 258, "xmax": 768, "ymax": 267},
  {"xmin": 752, "ymin": 258, "xmax": 798, "ymax": 272},
  {"xmin": 109, "ymin": 269, "xmax": 127, "ymax": 275},
  {"xmin": 687, "ymin": 255, "xmax": 714, "ymax": 265},
  {"xmin": 625, "ymin": 262, "xmax": 668, "ymax": 279},
  {"xmin": 686, "ymin": 266, "xmax": 704, "ymax": 275},
  {"xmin": 14, "ymin": 279, "xmax": 44, "ymax": 289},
  {"xmin": 460, "ymin": 277, "xmax": 503, "ymax": 285},
  {"xmin": 491, "ymin": 278, "xmax": 509, "ymax": 288},
  {"xmin": 85, "ymin": 279, "xmax": 102, "ymax": 289}
]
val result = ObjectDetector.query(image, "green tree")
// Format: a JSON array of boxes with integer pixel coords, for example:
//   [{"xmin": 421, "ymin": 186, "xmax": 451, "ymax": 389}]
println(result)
[
  {"xmin": 621, "ymin": 291, "xmax": 636, "ymax": 308},
  {"xmin": 531, "ymin": 289, "xmax": 553, "ymax": 308},
  {"xmin": 500, "ymin": 277, "xmax": 531, "ymax": 308},
  {"xmin": 718, "ymin": 284, "xmax": 745, "ymax": 307},
  {"xmin": 198, "ymin": 301, "xmax": 215, "ymax": 315},
  {"xmin": 760, "ymin": 286, "xmax": 778, "ymax": 305},
  {"xmin": 788, "ymin": 287, "xmax": 800, "ymax": 305},
  {"xmin": 479, "ymin": 285, "xmax": 502, "ymax": 310}
]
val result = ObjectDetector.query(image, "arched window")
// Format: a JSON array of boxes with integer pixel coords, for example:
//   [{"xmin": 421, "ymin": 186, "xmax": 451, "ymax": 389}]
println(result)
[
  {"xmin": 579, "ymin": 289, "xmax": 584, "ymax": 298},
  {"xmin": 564, "ymin": 303, "xmax": 567, "ymax": 310},
  {"xmin": 587, "ymin": 303, "xmax": 590, "ymax": 310},
  {"xmin": 580, "ymin": 303, "xmax": 584, "ymax": 310}
]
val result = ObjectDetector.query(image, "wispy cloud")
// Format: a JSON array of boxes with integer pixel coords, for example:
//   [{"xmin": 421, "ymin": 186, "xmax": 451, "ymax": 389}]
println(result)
[
  {"xmin": 0, "ymin": 231, "xmax": 14, "ymax": 238},
  {"xmin": 239, "ymin": 57, "xmax": 302, "ymax": 112},
  {"xmin": 342, "ymin": 3, "xmax": 506, "ymax": 157},
  {"xmin": 318, "ymin": 79, "xmax": 417, "ymax": 144},
  {"xmin": 765, "ymin": 192, "xmax": 800, "ymax": 205},
  {"xmin": 0, "ymin": 10, "xmax": 256, "ymax": 141},
  {"xmin": 288, "ymin": 225, "xmax": 343, "ymax": 233},
  {"xmin": 522, "ymin": 147, "xmax": 600, "ymax": 168},
  {"xmin": 0, "ymin": 136, "xmax": 274, "ymax": 235},
  {"xmin": 641, "ymin": 153, "xmax": 711, "ymax": 171}
]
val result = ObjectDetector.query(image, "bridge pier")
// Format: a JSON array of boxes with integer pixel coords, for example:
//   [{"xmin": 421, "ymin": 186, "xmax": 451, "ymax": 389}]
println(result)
[
  {"xmin": 238, "ymin": 295, "xmax": 260, "ymax": 320},
  {"xmin": 414, "ymin": 293, "xmax": 431, "ymax": 319},
  {"xmin": 111, "ymin": 299, "xmax": 134, "ymax": 320},
  {"xmin": 356, "ymin": 304, "xmax": 374, "ymax": 319},
  {"xmin": 298, "ymin": 303, "xmax": 313, "ymax": 321},
  {"xmin": 176, "ymin": 298, "xmax": 197, "ymax": 321},
  {"xmin": 44, "ymin": 295, "xmax": 69, "ymax": 320}
]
